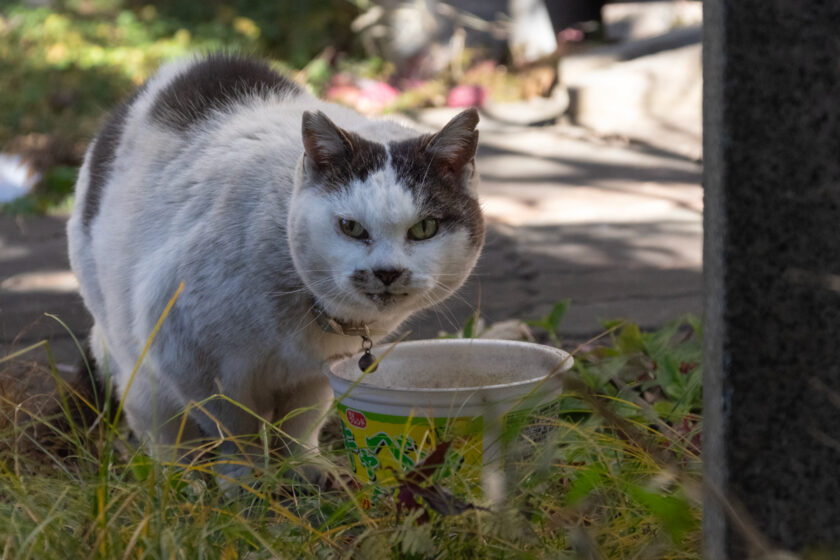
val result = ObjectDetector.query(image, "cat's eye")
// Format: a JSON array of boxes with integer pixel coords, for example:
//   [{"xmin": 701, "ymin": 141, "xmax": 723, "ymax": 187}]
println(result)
[
  {"xmin": 407, "ymin": 218, "xmax": 439, "ymax": 241},
  {"xmin": 339, "ymin": 218, "xmax": 369, "ymax": 240}
]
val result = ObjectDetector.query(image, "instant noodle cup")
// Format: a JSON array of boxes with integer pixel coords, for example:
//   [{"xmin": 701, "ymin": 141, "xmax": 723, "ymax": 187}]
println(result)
[{"xmin": 327, "ymin": 339, "xmax": 573, "ymax": 501}]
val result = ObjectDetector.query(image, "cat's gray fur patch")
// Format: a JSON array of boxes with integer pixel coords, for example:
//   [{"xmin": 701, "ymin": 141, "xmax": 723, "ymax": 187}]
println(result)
[
  {"xmin": 388, "ymin": 108, "xmax": 483, "ymax": 247},
  {"xmin": 82, "ymin": 84, "xmax": 146, "ymax": 232},
  {"xmin": 302, "ymin": 110, "xmax": 387, "ymax": 192},
  {"xmin": 150, "ymin": 54, "xmax": 302, "ymax": 131}
]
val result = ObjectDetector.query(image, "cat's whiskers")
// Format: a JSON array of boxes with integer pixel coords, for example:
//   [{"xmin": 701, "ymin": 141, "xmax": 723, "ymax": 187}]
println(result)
[
  {"xmin": 424, "ymin": 285, "xmax": 476, "ymax": 334},
  {"xmin": 430, "ymin": 278, "xmax": 477, "ymax": 310},
  {"xmin": 269, "ymin": 273, "xmax": 338, "ymax": 297},
  {"xmin": 270, "ymin": 286, "xmax": 313, "ymax": 296},
  {"xmin": 287, "ymin": 286, "xmax": 342, "ymax": 336},
  {"xmin": 418, "ymin": 291, "xmax": 462, "ymax": 333}
]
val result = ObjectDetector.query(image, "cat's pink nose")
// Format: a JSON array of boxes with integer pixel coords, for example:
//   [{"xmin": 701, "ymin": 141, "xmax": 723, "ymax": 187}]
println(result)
[{"xmin": 373, "ymin": 268, "xmax": 404, "ymax": 286}]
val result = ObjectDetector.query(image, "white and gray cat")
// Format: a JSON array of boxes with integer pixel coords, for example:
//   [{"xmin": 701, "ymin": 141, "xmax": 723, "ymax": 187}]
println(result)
[{"xmin": 66, "ymin": 54, "xmax": 484, "ymax": 478}]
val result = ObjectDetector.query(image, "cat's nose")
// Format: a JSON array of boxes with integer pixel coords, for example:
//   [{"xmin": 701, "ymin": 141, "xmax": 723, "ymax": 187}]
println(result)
[{"xmin": 373, "ymin": 268, "xmax": 404, "ymax": 286}]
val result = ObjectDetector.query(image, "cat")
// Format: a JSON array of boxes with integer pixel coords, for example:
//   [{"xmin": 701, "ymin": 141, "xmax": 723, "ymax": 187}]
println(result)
[{"xmin": 66, "ymin": 54, "xmax": 484, "ymax": 482}]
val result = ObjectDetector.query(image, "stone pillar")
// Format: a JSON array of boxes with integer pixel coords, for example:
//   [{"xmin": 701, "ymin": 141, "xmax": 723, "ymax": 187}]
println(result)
[{"xmin": 704, "ymin": 1, "xmax": 840, "ymax": 557}]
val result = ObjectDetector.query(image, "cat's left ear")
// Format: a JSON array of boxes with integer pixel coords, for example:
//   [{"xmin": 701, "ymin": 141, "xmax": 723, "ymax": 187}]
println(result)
[
  {"xmin": 301, "ymin": 110, "xmax": 355, "ymax": 173},
  {"xmin": 424, "ymin": 108, "xmax": 479, "ymax": 175}
]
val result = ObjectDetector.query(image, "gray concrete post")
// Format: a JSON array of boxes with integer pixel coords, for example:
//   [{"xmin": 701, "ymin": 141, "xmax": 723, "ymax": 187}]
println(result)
[{"xmin": 704, "ymin": 0, "xmax": 840, "ymax": 556}]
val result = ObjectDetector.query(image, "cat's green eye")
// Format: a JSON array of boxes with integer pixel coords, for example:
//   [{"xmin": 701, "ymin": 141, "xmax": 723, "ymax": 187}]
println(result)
[
  {"xmin": 339, "ymin": 218, "xmax": 369, "ymax": 240},
  {"xmin": 407, "ymin": 218, "xmax": 439, "ymax": 241}
]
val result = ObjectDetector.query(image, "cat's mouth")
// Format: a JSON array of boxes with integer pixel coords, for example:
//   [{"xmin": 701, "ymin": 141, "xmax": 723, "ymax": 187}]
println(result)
[{"xmin": 365, "ymin": 292, "xmax": 409, "ymax": 307}]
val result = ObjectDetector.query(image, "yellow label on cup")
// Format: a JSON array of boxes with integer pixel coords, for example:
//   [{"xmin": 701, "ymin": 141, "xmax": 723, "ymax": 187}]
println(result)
[{"xmin": 337, "ymin": 403, "xmax": 483, "ymax": 485}]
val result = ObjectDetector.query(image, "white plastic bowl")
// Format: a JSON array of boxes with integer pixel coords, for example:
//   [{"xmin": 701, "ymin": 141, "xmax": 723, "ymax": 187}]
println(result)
[{"xmin": 327, "ymin": 339, "xmax": 573, "ymax": 497}]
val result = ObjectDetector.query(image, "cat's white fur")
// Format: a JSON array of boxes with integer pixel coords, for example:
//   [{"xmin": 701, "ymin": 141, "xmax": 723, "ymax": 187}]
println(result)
[{"xmin": 66, "ymin": 56, "xmax": 483, "ymax": 477}]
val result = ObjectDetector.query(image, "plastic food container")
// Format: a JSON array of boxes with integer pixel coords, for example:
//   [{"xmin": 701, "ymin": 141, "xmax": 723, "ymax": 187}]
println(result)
[{"xmin": 327, "ymin": 339, "xmax": 573, "ymax": 499}]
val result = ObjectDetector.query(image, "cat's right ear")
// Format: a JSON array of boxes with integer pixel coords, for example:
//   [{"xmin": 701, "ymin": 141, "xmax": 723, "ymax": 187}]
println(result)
[
  {"xmin": 301, "ymin": 111, "xmax": 354, "ymax": 174},
  {"xmin": 423, "ymin": 108, "xmax": 479, "ymax": 176}
]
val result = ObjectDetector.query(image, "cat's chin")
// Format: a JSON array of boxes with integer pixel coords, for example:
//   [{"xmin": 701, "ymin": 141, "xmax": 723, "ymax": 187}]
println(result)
[
  {"xmin": 365, "ymin": 292, "xmax": 409, "ymax": 308},
  {"xmin": 318, "ymin": 292, "xmax": 418, "ymax": 328}
]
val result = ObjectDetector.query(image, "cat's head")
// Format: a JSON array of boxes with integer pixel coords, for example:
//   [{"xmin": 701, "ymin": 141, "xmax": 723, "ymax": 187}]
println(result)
[{"xmin": 287, "ymin": 109, "xmax": 484, "ymax": 327}]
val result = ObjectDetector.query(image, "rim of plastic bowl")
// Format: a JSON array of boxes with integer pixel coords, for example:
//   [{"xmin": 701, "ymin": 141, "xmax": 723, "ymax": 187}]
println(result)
[{"xmin": 327, "ymin": 339, "xmax": 573, "ymax": 394}]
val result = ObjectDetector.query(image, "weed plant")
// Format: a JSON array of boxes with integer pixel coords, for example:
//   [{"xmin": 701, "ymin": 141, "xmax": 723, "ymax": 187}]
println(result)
[{"xmin": 0, "ymin": 302, "xmax": 703, "ymax": 558}]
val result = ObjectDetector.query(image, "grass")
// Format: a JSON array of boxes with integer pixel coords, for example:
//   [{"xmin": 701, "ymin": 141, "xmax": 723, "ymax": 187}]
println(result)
[{"xmin": 0, "ymin": 302, "xmax": 704, "ymax": 559}]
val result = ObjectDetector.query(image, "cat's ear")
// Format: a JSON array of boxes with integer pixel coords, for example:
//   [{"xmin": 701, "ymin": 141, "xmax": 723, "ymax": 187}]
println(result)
[
  {"xmin": 424, "ymin": 108, "xmax": 479, "ymax": 174},
  {"xmin": 301, "ymin": 110, "xmax": 354, "ymax": 172}
]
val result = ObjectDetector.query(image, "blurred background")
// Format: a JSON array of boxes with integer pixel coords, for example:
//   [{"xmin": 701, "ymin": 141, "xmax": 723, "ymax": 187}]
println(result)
[{"xmin": 0, "ymin": 0, "xmax": 703, "ymax": 364}]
